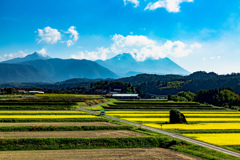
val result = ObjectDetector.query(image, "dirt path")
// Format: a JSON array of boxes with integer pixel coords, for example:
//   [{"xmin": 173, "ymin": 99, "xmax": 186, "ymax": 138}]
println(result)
[
  {"xmin": 0, "ymin": 122, "xmax": 116, "ymax": 126},
  {"xmin": 0, "ymin": 130, "xmax": 148, "ymax": 138},
  {"xmin": 0, "ymin": 148, "xmax": 204, "ymax": 160}
]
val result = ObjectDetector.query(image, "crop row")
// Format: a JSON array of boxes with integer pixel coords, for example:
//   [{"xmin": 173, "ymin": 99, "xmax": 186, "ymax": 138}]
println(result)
[
  {"xmin": 122, "ymin": 118, "xmax": 240, "ymax": 122},
  {"xmin": 0, "ymin": 115, "xmax": 99, "ymax": 119},
  {"xmin": 114, "ymin": 102, "xmax": 198, "ymax": 105},
  {"xmin": 0, "ymin": 111, "xmax": 87, "ymax": 115},
  {"xmin": 0, "ymin": 101, "xmax": 77, "ymax": 105},
  {"xmin": 35, "ymin": 94, "xmax": 102, "ymax": 97},
  {"xmin": 0, "ymin": 105, "xmax": 74, "ymax": 110},
  {"xmin": 108, "ymin": 114, "xmax": 240, "ymax": 117},
  {"xmin": 102, "ymin": 111, "xmax": 240, "ymax": 114},
  {"xmin": 183, "ymin": 133, "xmax": 240, "ymax": 146},
  {"xmin": 0, "ymin": 118, "xmax": 106, "ymax": 123},
  {"xmin": 0, "ymin": 125, "xmax": 133, "ymax": 132},
  {"xmin": 143, "ymin": 123, "xmax": 240, "ymax": 130}
]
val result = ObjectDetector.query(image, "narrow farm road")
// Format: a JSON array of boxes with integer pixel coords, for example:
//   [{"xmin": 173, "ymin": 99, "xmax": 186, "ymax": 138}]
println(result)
[{"xmin": 79, "ymin": 108, "xmax": 240, "ymax": 158}]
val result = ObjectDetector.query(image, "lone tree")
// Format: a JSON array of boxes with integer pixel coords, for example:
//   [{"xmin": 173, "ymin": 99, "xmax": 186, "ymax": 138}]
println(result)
[{"xmin": 170, "ymin": 109, "xmax": 187, "ymax": 124}]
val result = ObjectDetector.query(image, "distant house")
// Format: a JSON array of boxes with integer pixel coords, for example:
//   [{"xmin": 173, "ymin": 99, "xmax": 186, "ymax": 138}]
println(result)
[
  {"xmin": 112, "ymin": 94, "xmax": 139, "ymax": 99},
  {"xmin": 29, "ymin": 91, "xmax": 44, "ymax": 94},
  {"xmin": 18, "ymin": 90, "xmax": 27, "ymax": 94}
]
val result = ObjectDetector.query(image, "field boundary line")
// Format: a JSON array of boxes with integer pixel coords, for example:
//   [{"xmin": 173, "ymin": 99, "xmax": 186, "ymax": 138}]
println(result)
[{"xmin": 79, "ymin": 108, "xmax": 240, "ymax": 158}]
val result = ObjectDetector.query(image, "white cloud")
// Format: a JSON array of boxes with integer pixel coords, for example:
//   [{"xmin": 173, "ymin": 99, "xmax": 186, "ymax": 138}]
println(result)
[
  {"xmin": 66, "ymin": 40, "xmax": 74, "ymax": 47},
  {"xmin": 123, "ymin": 0, "xmax": 140, "ymax": 8},
  {"xmin": 71, "ymin": 47, "xmax": 110, "ymax": 61},
  {"xmin": 66, "ymin": 26, "xmax": 79, "ymax": 47},
  {"xmin": 36, "ymin": 26, "xmax": 79, "ymax": 47},
  {"xmin": 37, "ymin": 48, "xmax": 48, "ymax": 57},
  {"xmin": 144, "ymin": 0, "xmax": 193, "ymax": 12},
  {"xmin": 37, "ymin": 26, "xmax": 61, "ymax": 44},
  {"xmin": 110, "ymin": 34, "xmax": 200, "ymax": 61},
  {"xmin": 71, "ymin": 34, "xmax": 201, "ymax": 61},
  {"xmin": 0, "ymin": 51, "xmax": 28, "ymax": 62}
]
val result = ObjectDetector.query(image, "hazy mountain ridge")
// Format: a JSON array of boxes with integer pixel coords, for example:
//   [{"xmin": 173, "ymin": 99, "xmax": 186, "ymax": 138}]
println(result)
[
  {"xmin": 20, "ymin": 58, "xmax": 119, "ymax": 82},
  {"xmin": 0, "ymin": 63, "xmax": 52, "ymax": 83},
  {"xmin": 96, "ymin": 53, "xmax": 190, "ymax": 76},
  {"xmin": 2, "ymin": 52, "xmax": 51, "ymax": 63},
  {"xmin": 0, "ymin": 52, "xmax": 191, "ymax": 83}
]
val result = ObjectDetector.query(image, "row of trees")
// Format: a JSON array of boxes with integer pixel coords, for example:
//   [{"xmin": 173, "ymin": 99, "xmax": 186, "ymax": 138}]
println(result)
[{"xmin": 168, "ymin": 88, "xmax": 240, "ymax": 109}]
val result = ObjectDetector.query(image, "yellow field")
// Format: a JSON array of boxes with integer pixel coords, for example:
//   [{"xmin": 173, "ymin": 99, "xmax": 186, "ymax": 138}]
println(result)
[
  {"xmin": 122, "ymin": 118, "xmax": 169, "ymax": 122},
  {"xmin": 143, "ymin": 123, "xmax": 240, "ymax": 130},
  {"xmin": 0, "ymin": 111, "xmax": 86, "ymax": 114},
  {"xmin": 109, "ymin": 114, "xmax": 168, "ymax": 117},
  {"xmin": 123, "ymin": 117, "xmax": 240, "ymax": 122},
  {"xmin": 109, "ymin": 114, "xmax": 240, "ymax": 117},
  {"xmin": 104, "ymin": 111, "xmax": 240, "ymax": 114},
  {"xmin": 0, "ymin": 115, "xmax": 100, "ymax": 119},
  {"xmin": 183, "ymin": 133, "xmax": 240, "ymax": 145}
]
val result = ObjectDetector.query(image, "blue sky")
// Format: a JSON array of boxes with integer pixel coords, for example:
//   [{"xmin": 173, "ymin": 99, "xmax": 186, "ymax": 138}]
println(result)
[{"xmin": 1, "ymin": 0, "xmax": 240, "ymax": 74}]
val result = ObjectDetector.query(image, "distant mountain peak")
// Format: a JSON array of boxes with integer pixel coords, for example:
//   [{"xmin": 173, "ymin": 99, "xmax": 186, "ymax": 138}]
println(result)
[
  {"xmin": 112, "ymin": 53, "xmax": 135, "ymax": 61},
  {"xmin": 26, "ymin": 52, "xmax": 51, "ymax": 59},
  {"xmin": 1, "ymin": 51, "xmax": 51, "ymax": 64},
  {"xmin": 96, "ymin": 53, "xmax": 190, "ymax": 76}
]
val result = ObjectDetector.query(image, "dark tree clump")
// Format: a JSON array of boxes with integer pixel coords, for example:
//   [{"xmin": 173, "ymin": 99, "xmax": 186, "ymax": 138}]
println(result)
[{"xmin": 170, "ymin": 109, "xmax": 187, "ymax": 124}]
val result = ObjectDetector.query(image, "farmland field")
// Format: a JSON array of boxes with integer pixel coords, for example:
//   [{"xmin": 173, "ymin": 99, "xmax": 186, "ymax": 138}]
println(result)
[
  {"xmin": 104, "ymin": 99, "xmax": 240, "ymax": 154},
  {"xmin": 0, "ymin": 148, "xmax": 204, "ymax": 160},
  {"xmin": 0, "ymin": 96, "xmax": 239, "ymax": 160},
  {"xmin": 183, "ymin": 133, "xmax": 240, "ymax": 146},
  {"xmin": 0, "ymin": 115, "xmax": 100, "ymax": 119},
  {"xmin": 0, "ymin": 122, "xmax": 116, "ymax": 126},
  {"xmin": 0, "ymin": 130, "xmax": 148, "ymax": 138},
  {"xmin": 144, "ymin": 123, "xmax": 240, "ymax": 130}
]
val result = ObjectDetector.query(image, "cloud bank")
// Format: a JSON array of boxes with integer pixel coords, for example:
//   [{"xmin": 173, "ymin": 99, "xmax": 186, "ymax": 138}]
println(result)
[
  {"xmin": 145, "ymin": 0, "xmax": 194, "ymax": 12},
  {"xmin": 66, "ymin": 26, "xmax": 79, "ymax": 47},
  {"xmin": 71, "ymin": 34, "xmax": 201, "ymax": 61},
  {"xmin": 123, "ymin": 0, "xmax": 140, "ymax": 8},
  {"xmin": 37, "ymin": 27, "xmax": 61, "ymax": 44},
  {"xmin": 123, "ymin": 0, "xmax": 193, "ymax": 12},
  {"xmin": 37, "ymin": 26, "xmax": 79, "ymax": 47}
]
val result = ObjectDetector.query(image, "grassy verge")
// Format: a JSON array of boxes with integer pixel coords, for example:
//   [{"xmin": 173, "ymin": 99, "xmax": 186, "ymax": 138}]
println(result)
[{"xmin": 88, "ymin": 105, "xmax": 104, "ymax": 111}]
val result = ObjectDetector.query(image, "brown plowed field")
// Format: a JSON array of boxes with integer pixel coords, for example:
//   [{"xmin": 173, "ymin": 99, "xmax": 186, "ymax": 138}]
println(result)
[
  {"xmin": 0, "ymin": 148, "xmax": 204, "ymax": 160},
  {"xmin": 0, "ymin": 122, "xmax": 116, "ymax": 126},
  {"xmin": 0, "ymin": 130, "xmax": 148, "ymax": 138}
]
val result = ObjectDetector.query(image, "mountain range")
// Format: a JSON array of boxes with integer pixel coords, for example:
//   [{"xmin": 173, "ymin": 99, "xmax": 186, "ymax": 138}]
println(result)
[
  {"xmin": 95, "ymin": 53, "xmax": 189, "ymax": 76},
  {"xmin": 3, "ymin": 52, "xmax": 51, "ymax": 63},
  {"xmin": 0, "ymin": 52, "xmax": 190, "ymax": 83}
]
